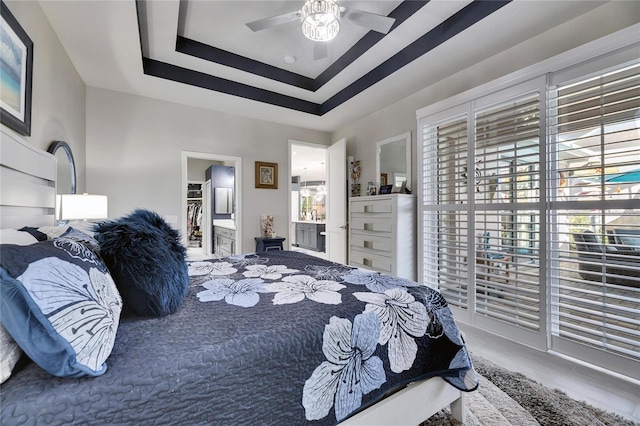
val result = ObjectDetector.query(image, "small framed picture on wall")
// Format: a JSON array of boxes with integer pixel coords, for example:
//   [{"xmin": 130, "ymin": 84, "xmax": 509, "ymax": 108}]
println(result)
[{"xmin": 255, "ymin": 161, "xmax": 278, "ymax": 189}]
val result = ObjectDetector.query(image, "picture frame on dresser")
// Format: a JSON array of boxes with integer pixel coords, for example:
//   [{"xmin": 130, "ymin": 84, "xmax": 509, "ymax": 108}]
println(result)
[
  {"xmin": 254, "ymin": 161, "xmax": 278, "ymax": 189},
  {"xmin": 0, "ymin": 0, "xmax": 33, "ymax": 136},
  {"xmin": 379, "ymin": 184, "xmax": 393, "ymax": 194}
]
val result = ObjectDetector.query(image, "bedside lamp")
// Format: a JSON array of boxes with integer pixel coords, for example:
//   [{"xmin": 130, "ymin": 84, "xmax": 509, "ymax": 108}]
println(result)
[{"xmin": 59, "ymin": 193, "xmax": 108, "ymax": 221}]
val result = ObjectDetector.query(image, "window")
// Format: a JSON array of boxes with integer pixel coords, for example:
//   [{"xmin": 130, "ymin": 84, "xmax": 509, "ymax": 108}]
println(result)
[
  {"xmin": 548, "ymin": 63, "xmax": 640, "ymax": 373},
  {"xmin": 419, "ymin": 56, "xmax": 639, "ymax": 378}
]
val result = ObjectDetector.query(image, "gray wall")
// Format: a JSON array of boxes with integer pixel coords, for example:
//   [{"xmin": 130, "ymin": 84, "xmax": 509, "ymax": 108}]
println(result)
[
  {"xmin": 3, "ymin": 1, "xmax": 87, "ymax": 192},
  {"xmin": 333, "ymin": 1, "xmax": 639, "ymax": 191},
  {"xmin": 86, "ymin": 87, "xmax": 331, "ymax": 253}
]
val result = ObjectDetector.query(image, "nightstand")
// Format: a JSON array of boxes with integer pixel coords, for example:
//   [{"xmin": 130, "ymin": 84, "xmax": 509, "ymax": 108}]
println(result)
[{"xmin": 255, "ymin": 236, "xmax": 286, "ymax": 252}]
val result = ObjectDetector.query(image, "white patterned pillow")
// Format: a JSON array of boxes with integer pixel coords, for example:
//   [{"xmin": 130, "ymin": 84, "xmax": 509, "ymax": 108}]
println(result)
[{"xmin": 0, "ymin": 229, "xmax": 122, "ymax": 377}]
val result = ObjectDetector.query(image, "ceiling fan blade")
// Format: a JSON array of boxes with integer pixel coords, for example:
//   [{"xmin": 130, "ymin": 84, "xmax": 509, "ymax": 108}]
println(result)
[
  {"xmin": 245, "ymin": 10, "xmax": 301, "ymax": 32},
  {"xmin": 340, "ymin": 7, "xmax": 396, "ymax": 34},
  {"xmin": 313, "ymin": 43, "xmax": 327, "ymax": 61}
]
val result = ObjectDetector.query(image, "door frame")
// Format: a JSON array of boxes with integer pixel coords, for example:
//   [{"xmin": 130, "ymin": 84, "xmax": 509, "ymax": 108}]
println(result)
[
  {"xmin": 181, "ymin": 151, "xmax": 242, "ymax": 255},
  {"xmin": 288, "ymin": 139, "xmax": 327, "ymax": 251}
]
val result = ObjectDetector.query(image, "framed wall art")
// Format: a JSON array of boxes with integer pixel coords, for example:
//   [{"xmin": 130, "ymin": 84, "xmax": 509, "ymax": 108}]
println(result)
[
  {"xmin": 0, "ymin": 1, "xmax": 33, "ymax": 136},
  {"xmin": 255, "ymin": 161, "xmax": 278, "ymax": 189}
]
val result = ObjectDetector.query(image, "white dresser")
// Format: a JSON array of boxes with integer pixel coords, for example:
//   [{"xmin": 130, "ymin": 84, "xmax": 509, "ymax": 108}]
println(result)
[{"xmin": 348, "ymin": 194, "xmax": 416, "ymax": 280}]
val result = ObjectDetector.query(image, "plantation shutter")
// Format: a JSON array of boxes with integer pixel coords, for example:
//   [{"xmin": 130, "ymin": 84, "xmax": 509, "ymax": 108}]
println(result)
[
  {"xmin": 421, "ymin": 114, "xmax": 470, "ymax": 308},
  {"xmin": 548, "ymin": 63, "xmax": 640, "ymax": 370},
  {"xmin": 473, "ymin": 93, "xmax": 542, "ymax": 331}
]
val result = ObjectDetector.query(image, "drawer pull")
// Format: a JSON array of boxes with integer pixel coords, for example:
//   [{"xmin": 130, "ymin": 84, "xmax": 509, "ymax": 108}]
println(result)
[
  {"xmin": 364, "ymin": 240, "xmax": 373, "ymax": 249},
  {"xmin": 364, "ymin": 223, "xmax": 374, "ymax": 231},
  {"xmin": 364, "ymin": 205, "xmax": 374, "ymax": 213},
  {"xmin": 363, "ymin": 258, "xmax": 373, "ymax": 267}
]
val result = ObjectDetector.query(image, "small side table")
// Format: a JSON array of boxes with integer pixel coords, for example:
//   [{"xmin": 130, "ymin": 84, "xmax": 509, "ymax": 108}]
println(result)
[{"xmin": 255, "ymin": 236, "xmax": 286, "ymax": 252}]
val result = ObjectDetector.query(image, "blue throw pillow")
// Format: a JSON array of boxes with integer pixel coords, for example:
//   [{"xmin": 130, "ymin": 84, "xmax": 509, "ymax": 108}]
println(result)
[
  {"xmin": 93, "ymin": 209, "xmax": 189, "ymax": 317},
  {"xmin": 0, "ymin": 232, "xmax": 122, "ymax": 377}
]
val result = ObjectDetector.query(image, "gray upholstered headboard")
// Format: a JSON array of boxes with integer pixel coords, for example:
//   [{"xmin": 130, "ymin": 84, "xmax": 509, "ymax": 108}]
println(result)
[{"xmin": 0, "ymin": 128, "xmax": 56, "ymax": 228}]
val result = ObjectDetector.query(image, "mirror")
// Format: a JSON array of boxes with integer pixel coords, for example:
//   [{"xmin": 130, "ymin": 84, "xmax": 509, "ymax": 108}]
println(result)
[
  {"xmin": 214, "ymin": 187, "xmax": 233, "ymax": 214},
  {"xmin": 376, "ymin": 132, "xmax": 411, "ymax": 191},
  {"xmin": 47, "ymin": 141, "xmax": 77, "ymax": 224}
]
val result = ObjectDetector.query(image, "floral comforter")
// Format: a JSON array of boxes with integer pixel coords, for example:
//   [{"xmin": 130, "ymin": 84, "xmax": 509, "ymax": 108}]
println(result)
[
  {"xmin": 0, "ymin": 250, "xmax": 477, "ymax": 426},
  {"xmin": 188, "ymin": 251, "xmax": 478, "ymax": 424}
]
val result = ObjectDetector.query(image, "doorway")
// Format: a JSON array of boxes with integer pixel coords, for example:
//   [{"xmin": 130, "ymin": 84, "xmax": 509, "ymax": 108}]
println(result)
[
  {"xmin": 289, "ymin": 142, "xmax": 327, "ymax": 258},
  {"xmin": 289, "ymin": 139, "xmax": 347, "ymax": 263},
  {"xmin": 181, "ymin": 151, "xmax": 242, "ymax": 260}
]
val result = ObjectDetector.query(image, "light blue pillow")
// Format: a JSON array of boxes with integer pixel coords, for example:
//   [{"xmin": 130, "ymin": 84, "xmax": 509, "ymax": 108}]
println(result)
[{"xmin": 0, "ymin": 230, "xmax": 122, "ymax": 377}]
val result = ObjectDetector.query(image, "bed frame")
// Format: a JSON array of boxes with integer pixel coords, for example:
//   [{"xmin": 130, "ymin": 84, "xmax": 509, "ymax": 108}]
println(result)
[
  {"xmin": 0, "ymin": 127, "xmax": 465, "ymax": 425},
  {"xmin": 0, "ymin": 128, "xmax": 56, "ymax": 229}
]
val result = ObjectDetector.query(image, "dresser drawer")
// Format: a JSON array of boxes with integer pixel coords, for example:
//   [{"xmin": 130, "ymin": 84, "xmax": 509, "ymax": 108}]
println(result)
[
  {"xmin": 350, "ymin": 198, "xmax": 393, "ymax": 214},
  {"xmin": 350, "ymin": 233, "xmax": 392, "ymax": 253},
  {"xmin": 350, "ymin": 217, "xmax": 393, "ymax": 233},
  {"xmin": 349, "ymin": 247, "xmax": 393, "ymax": 273}
]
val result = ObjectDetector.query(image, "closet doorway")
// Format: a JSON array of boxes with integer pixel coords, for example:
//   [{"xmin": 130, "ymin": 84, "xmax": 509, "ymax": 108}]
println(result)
[{"xmin": 181, "ymin": 151, "xmax": 242, "ymax": 260}]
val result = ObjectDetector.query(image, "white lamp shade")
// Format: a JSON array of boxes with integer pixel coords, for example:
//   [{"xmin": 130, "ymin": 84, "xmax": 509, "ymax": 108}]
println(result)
[{"xmin": 59, "ymin": 194, "xmax": 108, "ymax": 220}]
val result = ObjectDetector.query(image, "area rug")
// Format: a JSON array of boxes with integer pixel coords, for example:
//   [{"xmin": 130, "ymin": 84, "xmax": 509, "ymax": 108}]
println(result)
[{"xmin": 421, "ymin": 355, "xmax": 638, "ymax": 426}]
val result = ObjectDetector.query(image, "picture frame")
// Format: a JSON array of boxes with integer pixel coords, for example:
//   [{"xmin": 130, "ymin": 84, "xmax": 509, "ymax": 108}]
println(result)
[
  {"xmin": 380, "ymin": 173, "xmax": 388, "ymax": 186},
  {"xmin": 255, "ymin": 161, "xmax": 278, "ymax": 189},
  {"xmin": 379, "ymin": 184, "xmax": 393, "ymax": 194},
  {"xmin": 392, "ymin": 180, "xmax": 407, "ymax": 193},
  {"xmin": 0, "ymin": 1, "xmax": 33, "ymax": 136}
]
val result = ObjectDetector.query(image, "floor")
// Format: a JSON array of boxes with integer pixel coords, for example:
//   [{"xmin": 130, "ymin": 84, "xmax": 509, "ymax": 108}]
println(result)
[{"xmin": 459, "ymin": 323, "xmax": 640, "ymax": 423}]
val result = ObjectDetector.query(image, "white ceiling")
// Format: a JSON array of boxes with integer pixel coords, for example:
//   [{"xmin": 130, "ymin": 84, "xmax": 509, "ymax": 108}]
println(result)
[{"xmin": 39, "ymin": 0, "xmax": 611, "ymax": 132}]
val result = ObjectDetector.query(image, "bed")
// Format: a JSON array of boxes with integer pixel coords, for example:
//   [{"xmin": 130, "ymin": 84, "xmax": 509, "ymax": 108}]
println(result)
[{"xmin": 0, "ymin": 128, "xmax": 476, "ymax": 425}]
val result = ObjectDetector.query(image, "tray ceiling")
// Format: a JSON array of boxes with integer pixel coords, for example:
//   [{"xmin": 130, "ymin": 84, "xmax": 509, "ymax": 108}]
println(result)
[{"xmin": 39, "ymin": 0, "xmax": 611, "ymax": 131}]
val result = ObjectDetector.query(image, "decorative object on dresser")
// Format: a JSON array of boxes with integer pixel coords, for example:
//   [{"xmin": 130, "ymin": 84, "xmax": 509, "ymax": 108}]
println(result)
[
  {"xmin": 350, "ymin": 159, "xmax": 361, "ymax": 197},
  {"xmin": 349, "ymin": 194, "xmax": 416, "ymax": 280},
  {"xmin": 255, "ymin": 161, "xmax": 278, "ymax": 189},
  {"xmin": 379, "ymin": 184, "xmax": 392, "ymax": 194},
  {"xmin": 0, "ymin": 1, "xmax": 33, "ymax": 136}
]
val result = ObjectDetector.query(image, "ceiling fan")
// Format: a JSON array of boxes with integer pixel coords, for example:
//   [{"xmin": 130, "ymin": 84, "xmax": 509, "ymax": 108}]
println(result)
[{"xmin": 246, "ymin": 0, "xmax": 396, "ymax": 59}]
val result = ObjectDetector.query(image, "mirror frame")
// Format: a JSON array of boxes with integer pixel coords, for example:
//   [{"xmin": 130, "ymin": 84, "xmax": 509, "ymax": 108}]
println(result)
[
  {"xmin": 47, "ymin": 141, "xmax": 77, "ymax": 195},
  {"xmin": 376, "ymin": 131, "xmax": 411, "ymax": 190},
  {"xmin": 47, "ymin": 141, "xmax": 77, "ymax": 224}
]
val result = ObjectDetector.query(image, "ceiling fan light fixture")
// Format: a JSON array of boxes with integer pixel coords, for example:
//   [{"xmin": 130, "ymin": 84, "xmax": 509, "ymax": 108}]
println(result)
[{"xmin": 301, "ymin": 0, "xmax": 340, "ymax": 42}]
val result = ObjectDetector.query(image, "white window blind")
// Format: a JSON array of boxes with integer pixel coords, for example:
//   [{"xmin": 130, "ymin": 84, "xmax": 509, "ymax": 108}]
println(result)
[
  {"xmin": 473, "ymin": 93, "xmax": 542, "ymax": 331},
  {"xmin": 421, "ymin": 115, "xmax": 469, "ymax": 307},
  {"xmin": 548, "ymin": 63, "xmax": 640, "ymax": 366},
  {"xmin": 419, "ymin": 52, "xmax": 639, "ymax": 377}
]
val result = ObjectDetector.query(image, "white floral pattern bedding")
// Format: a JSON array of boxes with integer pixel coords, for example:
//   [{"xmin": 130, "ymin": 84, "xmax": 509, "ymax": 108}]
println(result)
[
  {"xmin": 188, "ymin": 251, "xmax": 478, "ymax": 424},
  {"xmin": 1, "ymin": 250, "xmax": 477, "ymax": 426}
]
